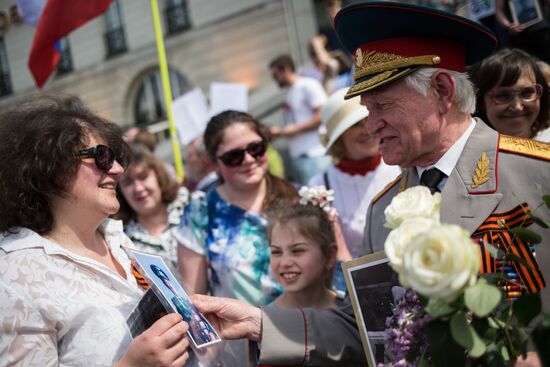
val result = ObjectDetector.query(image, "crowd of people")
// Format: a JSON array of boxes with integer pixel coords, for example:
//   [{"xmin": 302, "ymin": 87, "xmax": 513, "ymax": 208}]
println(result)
[{"xmin": 1, "ymin": 0, "xmax": 550, "ymax": 366}]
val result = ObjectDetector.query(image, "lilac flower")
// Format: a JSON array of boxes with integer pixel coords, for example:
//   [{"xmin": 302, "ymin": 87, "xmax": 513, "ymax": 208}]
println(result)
[{"xmin": 384, "ymin": 289, "xmax": 431, "ymax": 366}]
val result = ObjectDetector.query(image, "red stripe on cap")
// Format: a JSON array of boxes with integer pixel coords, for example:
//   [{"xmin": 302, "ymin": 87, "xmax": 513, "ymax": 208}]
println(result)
[{"xmin": 358, "ymin": 37, "xmax": 467, "ymax": 72}]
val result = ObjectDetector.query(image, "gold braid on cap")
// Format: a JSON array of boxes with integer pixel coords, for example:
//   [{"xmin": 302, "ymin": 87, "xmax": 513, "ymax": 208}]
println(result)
[{"xmin": 354, "ymin": 49, "xmax": 441, "ymax": 81}]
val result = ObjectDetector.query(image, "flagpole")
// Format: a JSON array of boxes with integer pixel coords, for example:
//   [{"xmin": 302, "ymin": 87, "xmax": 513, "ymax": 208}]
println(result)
[{"xmin": 149, "ymin": 0, "xmax": 184, "ymax": 181}]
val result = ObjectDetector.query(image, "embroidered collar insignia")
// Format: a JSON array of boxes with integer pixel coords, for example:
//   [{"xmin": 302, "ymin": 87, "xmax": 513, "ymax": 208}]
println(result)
[{"xmin": 471, "ymin": 151, "xmax": 490, "ymax": 189}]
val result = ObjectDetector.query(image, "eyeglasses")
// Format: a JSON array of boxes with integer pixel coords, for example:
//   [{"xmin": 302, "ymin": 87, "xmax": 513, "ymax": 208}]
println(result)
[
  {"xmin": 217, "ymin": 141, "xmax": 267, "ymax": 167},
  {"xmin": 489, "ymin": 84, "xmax": 543, "ymax": 105},
  {"xmin": 76, "ymin": 144, "xmax": 115, "ymax": 172}
]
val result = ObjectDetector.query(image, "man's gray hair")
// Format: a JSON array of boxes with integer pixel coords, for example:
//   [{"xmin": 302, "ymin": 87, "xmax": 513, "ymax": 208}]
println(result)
[{"xmin": 404, "ymin": 68, "xmax": 476, "ymax": 114}]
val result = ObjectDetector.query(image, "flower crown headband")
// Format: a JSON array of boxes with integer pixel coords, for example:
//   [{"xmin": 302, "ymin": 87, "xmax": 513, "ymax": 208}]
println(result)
[{"xmin": 298, "ymin": 185, "xmax": 335, "ymax": 213}]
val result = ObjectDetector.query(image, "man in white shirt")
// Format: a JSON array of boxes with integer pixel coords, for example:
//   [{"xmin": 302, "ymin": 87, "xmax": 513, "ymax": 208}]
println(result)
[{"xmin": 269, "ymin": 54, "xmax": 331, "ymax": 184}]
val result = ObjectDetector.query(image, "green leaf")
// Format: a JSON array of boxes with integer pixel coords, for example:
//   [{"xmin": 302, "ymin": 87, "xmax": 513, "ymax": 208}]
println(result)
[
  {"xmin": 424, "ymin": 298, "xmax": 456, "ymax": 318},
  {"xmin": 530, "ymin": 213, "xmax": 550, "ymax": 229},
  {"xmin": 484, "ymin": 343, "xmax": 507, "ymax": 367},
  {"xmin": 450, "ymin": 312, "xmax": 486, "ymax": 358},
  {"xmin": 487, "ymin": 316, "xmax": 507, "ymax": 329},
  {"xmin": 482, "ymin": 240, "xmax": 506, "ymax": 259},
  {"xmin": 543, "ymin": 195, "xmax": 550, "ymax": 209},
  {"xmin": 509, "ymin": 227, "xmax": 542, "ymax": 244},
  {"xmin": 500, "ymin": 344, "xmax": 510, "ymax": 361},
  {"xmin": 465, "ymin": 280, "xmax": 502, "ymax": 317},
  {"xmin": 512, "ymin": 293, "xmax": 542, "ymax": 326}
]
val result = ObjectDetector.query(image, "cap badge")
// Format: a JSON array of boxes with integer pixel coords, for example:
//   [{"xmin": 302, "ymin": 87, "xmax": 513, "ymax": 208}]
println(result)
[{"xmin": 354, "ymin": 49, "xmax": 441, "ymax": 82}]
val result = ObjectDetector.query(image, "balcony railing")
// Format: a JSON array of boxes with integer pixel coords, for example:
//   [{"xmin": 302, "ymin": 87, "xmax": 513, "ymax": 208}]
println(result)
[
  {"xmin": 105, "ymin": 28, "xmax": 127, "ymax": 57},
  {"xmin": 165, "ymin": 2, "xmax": 190, "ymax": 34}
]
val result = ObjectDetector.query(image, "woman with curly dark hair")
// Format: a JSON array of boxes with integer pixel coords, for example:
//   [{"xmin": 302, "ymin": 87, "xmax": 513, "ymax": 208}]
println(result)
[
  {"xmin": 469, "ymin": 48, "xmax": 550, "ymax": 141},
  {"xmin": 0, "ymin": 97, "xmax": 190, "ymax": 366}
]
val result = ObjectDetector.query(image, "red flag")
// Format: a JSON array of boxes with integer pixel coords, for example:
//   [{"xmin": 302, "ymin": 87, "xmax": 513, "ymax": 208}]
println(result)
[{"xmin": 28, "ymin": 0, "xmax": 113, "ymax": 88}]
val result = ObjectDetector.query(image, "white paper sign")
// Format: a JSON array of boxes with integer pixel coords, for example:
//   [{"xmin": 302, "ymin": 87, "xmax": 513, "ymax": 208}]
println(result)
[
  {"xmin": 172, "ymin": 87, "xmax": 210, "ymax": 146},
  {"xmin": 209, "ymin": 82, "xmax": 248, "ymax": 117}
]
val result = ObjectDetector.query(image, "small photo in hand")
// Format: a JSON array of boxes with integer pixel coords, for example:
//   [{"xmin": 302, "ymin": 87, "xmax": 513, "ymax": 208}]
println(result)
[{"xmin": 131, "ymin": 251, "xmax": 221, "ymax": 349}]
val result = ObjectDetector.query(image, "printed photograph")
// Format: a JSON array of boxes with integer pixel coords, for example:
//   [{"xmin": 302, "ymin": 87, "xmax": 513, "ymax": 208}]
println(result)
[
  {"xmin": 509, "ymin": 0, "xmax": 543, "ymax": 27},
  {"xmin": 343, "ymin": 252, "xmax": 396, "ymax": 367},
  {"xmin": 132, "ymin": 251, "xmax": 222, "ymax": 349}
]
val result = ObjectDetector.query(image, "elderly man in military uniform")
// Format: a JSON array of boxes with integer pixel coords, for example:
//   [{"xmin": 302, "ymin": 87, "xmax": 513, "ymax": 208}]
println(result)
[{"xmin": 190, "ymin": 2, "xmax": 550, "ymax": 366}]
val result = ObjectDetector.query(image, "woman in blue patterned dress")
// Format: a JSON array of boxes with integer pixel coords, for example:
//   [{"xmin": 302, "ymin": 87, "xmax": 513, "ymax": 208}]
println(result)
[{"xmin": 175, "ymin": 110, "xmax": 298, "ymax": 306}]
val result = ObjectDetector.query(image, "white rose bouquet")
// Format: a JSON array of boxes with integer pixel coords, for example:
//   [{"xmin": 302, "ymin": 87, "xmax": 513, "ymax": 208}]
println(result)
[
  {"xmin": 381, "ymin": 186, "xmax": 550, "ymax": 367},
  {"xmin": 384, "ymin": 186, "xmax": 441, "ymax": 229}
]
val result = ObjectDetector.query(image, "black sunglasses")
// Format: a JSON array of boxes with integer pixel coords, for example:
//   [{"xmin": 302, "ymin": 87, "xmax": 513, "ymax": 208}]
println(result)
[
  {"xmin": 76, "ymin": 144, "xmax": 115, "ymax": 172},
  {"xmin": 217, "ymin": 141, "xmax": 267, "ymax": 167}
]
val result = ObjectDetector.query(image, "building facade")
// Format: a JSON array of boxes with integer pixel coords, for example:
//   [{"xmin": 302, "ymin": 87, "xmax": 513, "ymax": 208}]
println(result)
[{"xmin": 0, "ymin": 0, "xmax": 321, "ymax": 152}]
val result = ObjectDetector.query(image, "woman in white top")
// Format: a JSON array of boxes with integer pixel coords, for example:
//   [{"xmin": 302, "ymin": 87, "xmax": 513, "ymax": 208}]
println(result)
[
  {"xmin": 0, "ymin": 98, "xmax": 190, "ymax": 366},
  {"xmin": 309, "ymin": 88, "xmax": 402, "ymax": 259}
]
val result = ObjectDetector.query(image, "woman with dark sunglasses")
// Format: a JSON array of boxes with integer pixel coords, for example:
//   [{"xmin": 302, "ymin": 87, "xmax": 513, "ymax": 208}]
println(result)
[
  {"xmin": 469, "ymin": 48, "xmax": 550, "ymax": 141},
  {"xmin": 0, "ymin": 97, "xmax": 191, "ymax": 366},
  {"xmin": 175, "ymin": 110, "xmax": 298, "ymax": 307}
]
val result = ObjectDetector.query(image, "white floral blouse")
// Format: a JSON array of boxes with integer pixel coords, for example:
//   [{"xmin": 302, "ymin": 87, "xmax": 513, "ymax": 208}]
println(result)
[
  {"xmin": 0, "ymin": 219, "xmax": 143, "ymax": 366},
  {"xmin": 124, "ymin": 187, "xmax": 189, "ymax": 270}
]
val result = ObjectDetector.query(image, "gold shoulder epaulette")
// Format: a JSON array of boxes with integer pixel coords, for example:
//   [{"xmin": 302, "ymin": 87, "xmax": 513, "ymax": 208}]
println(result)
[
  {"xmin": 372, "ymin": 173, "xmax": 403, "ymax": 205},
  {"xmin": 499, "ymin": 134, "xmax": 550, "ymax": 161}
]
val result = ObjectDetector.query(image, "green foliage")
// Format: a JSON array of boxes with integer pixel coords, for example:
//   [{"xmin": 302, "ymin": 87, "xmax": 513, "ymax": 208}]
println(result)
[
  {"xmin": 450, "ymin": 311, "xmax": 486, "ymax": 357},
  {"xmin": 387, "ymin": 188, "xmax": 550, "ymax": 366},
  {"xmin": 482, "ymin": 240, "xmax": 505, "ymax": 259},
  {"xmin": 464, "ymin": 279, "xmax": 502, "ymax": 317},
  {"xmin": 530, "ymin": 212, "xmax": 550, "ymax": 229},
  {"xmin": 424, "ymin": 298, "xmax": 456, "ymax": 318},
  {"xmin": 509, "ymin": 227, "xmax": 542, "ymax": 244}
]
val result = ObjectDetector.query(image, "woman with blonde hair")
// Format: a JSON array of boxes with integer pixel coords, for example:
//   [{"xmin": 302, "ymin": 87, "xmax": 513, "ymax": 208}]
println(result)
[
  {"xmin": 310, "ymin": 88, "xmax": 401, "ymax": 259},
  {"xmin": 116, "ymin": 144, "xmax": 189, "ymax": 270}
]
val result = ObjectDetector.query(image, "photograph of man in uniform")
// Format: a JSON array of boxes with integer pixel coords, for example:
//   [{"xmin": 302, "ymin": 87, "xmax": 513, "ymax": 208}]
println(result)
[{"xmin": 132, "ymin": 251, "xmax": 221, "ymax": 349}]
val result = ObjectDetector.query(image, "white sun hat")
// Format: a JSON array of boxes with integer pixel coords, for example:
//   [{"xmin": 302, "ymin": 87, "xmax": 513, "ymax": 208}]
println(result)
[{"xmin": 319, "ymin": 87, "xmax": 369, "ymax": 150}]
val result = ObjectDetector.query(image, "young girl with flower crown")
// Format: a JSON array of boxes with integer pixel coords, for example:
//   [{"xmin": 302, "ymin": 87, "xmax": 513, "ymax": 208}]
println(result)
[{"xmin": 266, "ymin": 186, "xmax": 340, "ymax": 310}]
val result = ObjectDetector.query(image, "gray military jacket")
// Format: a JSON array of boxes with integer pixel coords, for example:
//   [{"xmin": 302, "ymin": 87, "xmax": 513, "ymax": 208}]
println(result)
[{"xmin": 363, "ymin": 120, "xmax": 550, "ymax": 306}]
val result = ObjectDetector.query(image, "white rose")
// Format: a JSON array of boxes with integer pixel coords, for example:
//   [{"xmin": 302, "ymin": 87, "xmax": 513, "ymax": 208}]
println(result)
[
  {"xmin": 399, "ymin": 224, "xmax": 480, "ymax": 302},
  {"xmin": 384, "ymin": 217, "xmax": 440, "ymax": 274},
  {"xmin": 384, "ymin": 186, "xmax": 441, "ymax": 229}
]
